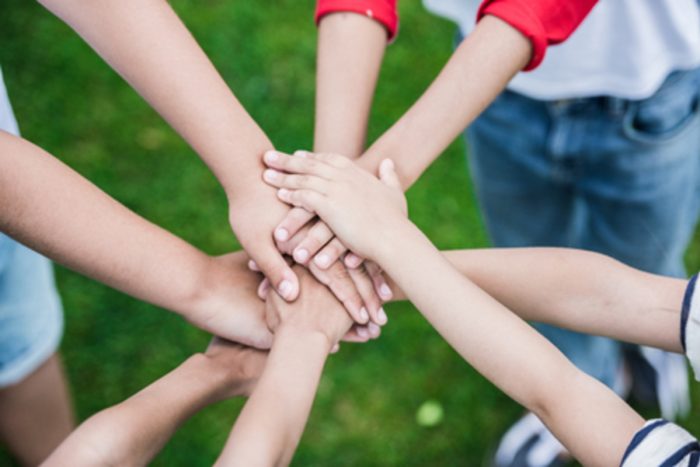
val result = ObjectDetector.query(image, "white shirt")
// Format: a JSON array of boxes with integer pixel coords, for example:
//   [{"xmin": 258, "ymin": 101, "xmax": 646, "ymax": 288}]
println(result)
[
  {"xmin": 0, "ymin": 68, "xmax": 20, "ymax": 136},
  {"xmin": 423, "ymin": 0, "xmax": 700, "ymax": 100}
]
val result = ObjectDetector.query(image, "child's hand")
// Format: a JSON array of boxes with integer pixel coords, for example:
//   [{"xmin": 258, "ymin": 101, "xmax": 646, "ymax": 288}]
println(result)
[
  {"xmin": 262, "ymin": 151, "xmax": 407, "ymax": 262},
  {"xmin": 265, "ymin": 266, "xmax": 360, "ymax": 350},
  {"xmin": 186, "ymin": 252, "xmax": 273, "ymax": 349},
  {"xmin": 204, "ymin": 337, "xmax": 268, "ymax": 398}
]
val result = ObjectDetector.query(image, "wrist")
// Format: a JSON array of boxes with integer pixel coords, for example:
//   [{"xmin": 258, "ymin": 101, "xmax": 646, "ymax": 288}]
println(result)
[
  {"xmin": 275, "ymin": 324, "xmax": 334, "ymax": 355},
  {"xmin": 371, "ymin": 218, "xmax": 418, "ymax": 266}
]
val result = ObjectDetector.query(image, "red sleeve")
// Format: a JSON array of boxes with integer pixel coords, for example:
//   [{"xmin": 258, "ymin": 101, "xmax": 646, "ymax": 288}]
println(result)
[
  {"xmin": 315, "ymin": 0, "xmax": 398, "ymax": 40},
  {"xmin": 477, "ymin": 0, "xmax": 598, "ymax": 71}
]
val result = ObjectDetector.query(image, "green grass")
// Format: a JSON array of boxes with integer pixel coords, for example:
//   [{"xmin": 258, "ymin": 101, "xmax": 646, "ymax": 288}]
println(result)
[{"xmin": 1, "ymin": 1, "xmax": 699, "ymax": 465}]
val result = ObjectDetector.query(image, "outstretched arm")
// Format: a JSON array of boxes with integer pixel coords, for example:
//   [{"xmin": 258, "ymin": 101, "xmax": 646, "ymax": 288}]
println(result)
[
  {"xmin": 216, "ymin": 270, "xmax": 352, "ymax": 467},
  {"xmin": 262, "ymin": 151, "xmax": 646, "ymax": 466},
  {"xmin": 440, "ymin": 248, "xmax": 686, "ymax": 353},
  {"xmin": 0, "ymin": 132, "xmax": 271, "ymax": 347},
  {"xmin": 37, "ymin": 0, "xmax": 299, "ymax": 301},
  {"xmin": 44, "ymin": 340, "xmax": 267, "ymax": 467}
]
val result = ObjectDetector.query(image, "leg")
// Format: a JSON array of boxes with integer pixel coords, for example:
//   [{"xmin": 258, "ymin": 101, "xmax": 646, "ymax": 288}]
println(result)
[
  {"xmin": 0, "ymin": 234, "xmax": 74, "ymax": 465},
  {"xmin": 0, "ymin": 354, "xmax": 74, "ymax": 466}
]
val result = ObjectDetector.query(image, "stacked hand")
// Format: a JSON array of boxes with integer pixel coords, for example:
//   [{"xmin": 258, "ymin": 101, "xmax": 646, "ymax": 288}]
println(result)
[
  {"xmin": 262, "ymin": 150, "xmax": 407, "ymax": 263},
  {"xmin": 231, "ymin": 150, "xmax": 397, "ymax": 344}
]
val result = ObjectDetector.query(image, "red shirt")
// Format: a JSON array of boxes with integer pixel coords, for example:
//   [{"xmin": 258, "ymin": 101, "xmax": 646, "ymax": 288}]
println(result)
[{"xmin": 315, "ymin": 0, "xmax": 597, "ymax": 70}]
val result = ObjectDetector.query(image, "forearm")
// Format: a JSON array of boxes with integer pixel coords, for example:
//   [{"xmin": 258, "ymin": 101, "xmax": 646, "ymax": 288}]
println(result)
[
  {"xmin": 38, "ymin": 0, "xmax": 272, "ymax": 197},
  {"xmin": 216, "ymin": 329, "xmax": 329, "ymax": 467},
  {"xmin": 0, "ymin": 133, "xmax": 212, "ymax": 316},
  {"xmin": 357, "ymin": 15, "xmax": 530, "ymax": 188},
  {"xmin": 440, "ymin": 248, "xmax": 686, "ymax": 353},
  {"xmin": 44, "ymin": 355, "xmax": 233, "ymax": 467},
  {"xmin": 378, "ymin": 225, "xmax": 643, "ymax": 465},
  {"xmin": 314, "ymin": 12, "xmax": 387, "ymax": 157}
]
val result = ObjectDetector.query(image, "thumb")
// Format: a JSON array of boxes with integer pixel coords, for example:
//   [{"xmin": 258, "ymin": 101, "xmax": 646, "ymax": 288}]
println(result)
[
  {"xmin": 251, "ymin": 245, "xmax": 299, "ymax": 301},
  {"xmin": 378, "ymin": 159, "xmax": 401, "ymax": 191}
]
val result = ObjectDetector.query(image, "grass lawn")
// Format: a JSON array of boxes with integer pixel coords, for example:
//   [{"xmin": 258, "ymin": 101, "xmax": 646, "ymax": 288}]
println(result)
[{"xmin": 1, "ymin": 1, "xmax": 699, "ymax": 465}]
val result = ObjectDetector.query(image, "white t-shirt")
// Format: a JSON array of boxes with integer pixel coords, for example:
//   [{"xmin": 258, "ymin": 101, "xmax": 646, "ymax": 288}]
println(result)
[
  {"xmin": 423, "ymin": 0, "xmax": 700, "ymax": 100},
  {"xmin": 0, "ymin": 68, "xmax": 20, "ymax": 136}
]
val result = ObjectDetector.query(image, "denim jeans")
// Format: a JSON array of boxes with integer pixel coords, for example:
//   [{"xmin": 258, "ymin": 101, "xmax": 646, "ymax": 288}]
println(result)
[{"xmin": 465, "ymin": 68, "xmax": 700, "ymax": 389}]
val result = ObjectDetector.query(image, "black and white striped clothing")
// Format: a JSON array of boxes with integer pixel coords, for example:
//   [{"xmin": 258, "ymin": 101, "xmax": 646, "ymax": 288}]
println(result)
[
  {"xmin": 620, "ymin": 274, "xmax": 700, "ymax": 466},
  {"xmin": 621, "ymin": 419, "xmax": 699, "ymax": 466}
]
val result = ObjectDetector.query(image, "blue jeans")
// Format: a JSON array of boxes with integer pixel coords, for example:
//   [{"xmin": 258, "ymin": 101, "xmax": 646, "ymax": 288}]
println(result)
[{"xmin": 465, "ymin": 68, "xmax": 700, "ymax": 389}]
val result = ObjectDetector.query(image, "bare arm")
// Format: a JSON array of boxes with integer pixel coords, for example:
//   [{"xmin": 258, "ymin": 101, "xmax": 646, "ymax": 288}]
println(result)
[
  {"xmin": 356, "ymin": 15, "xmax": 531, "ymax": 187},
  {"xmin": 314, "ymin": 12, "xmax": 387, "ymax": 157},
  {"xmin": 378, "ymin": 224, "xmax": 644, "ymax": 467},
  {"xmin": 44, "ymin": 342, "xmax": 266, "ymax": 467},
  {"xmin": 385, "ymin": 248, "xmax": 686, "ymax": 353},
  {"xmin": 440, "ymin": 248, "xmax": 686, "ymax": 353},
  {"xmin": 37, "ymin": 0, "xmax": 299, "ymax": 300},
  {"xmin": 0, "ymin": 132, "xmax": 271, "ymax": 347},
  {"xmin": 216, "ymin": 271, "xmax": 353, "ymax": 467},
  {"xmin": 261, "ymin": 152, "xmax": 647, "ymax": 466}
]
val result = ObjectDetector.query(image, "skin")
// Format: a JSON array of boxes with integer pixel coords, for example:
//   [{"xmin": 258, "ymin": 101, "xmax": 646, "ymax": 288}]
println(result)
[
  {"xmin": 216, "ymin": 268, "xmax": 353, "ymax": 467},
  {"xmin": 0, "ymin": 132, "xmax": 272, "ymax": 348},
  {"xmin": 262, "ymin": 151, "xmax": 663, "ymax": 466},
  {"xmin": 0, "ymin": 355, "xmax": 75, "ymax": 466},
  {"xmin": 274, "ymin": 14, "xmax": 531, "ymax": 263},
  {"xmin": 43, "ymin": 339, "xmax": 267, "ymax": 467},
  {"xmin": 35, "ymin": 0, "xmax": 382, "ymax": 325}
]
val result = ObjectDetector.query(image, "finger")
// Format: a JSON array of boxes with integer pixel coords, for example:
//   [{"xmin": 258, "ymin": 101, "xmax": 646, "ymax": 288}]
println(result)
[
  {"xmin": 257, "ymin": 277, "xmax": 270, "ymax": 300},
  {"xmin": 277, "ymin": 188, "xmax": 326, "ymax": 214},
  {"xmin": 248, "ymin": 259, "xmax": 261, "ymax": 272},
  {"xmin": 344, "ymin": 252, "xmax": 364, "ymax": 269},
  {"xmin": 293, "ymin": 220, "xmax": 334, "ymax": 266},
  {"xmin": 314, "ymin": 237, "xmax": 348, "ymax": 271},
  {"xmin": 253, "ymin": 246, "xmax": 299, "ymax": 301},
  {"xmin": 330, "ymin": 343, "xmax": 340, "ymax": 354},
  {"xmin": 341, "ymin": 325, "xmax": 372, "ymax": 343},
  {"xmin": 366, "ymin": 260, "xmax": 393, "ymax": 302},
  {"xmin": 368, "ymin": 322, "xmax": 381, "ymax": 339},
  {"xmin": 263, "ymin": 150, "xmax": 336, "ymax": 177},
  {"xmin": 348, "ymin": 264, "xmax": 384, "ymax": 326},
  {"xmin": 379, "ymin": 158, "xmax": 402, "ymax": 190},
  {"xmin": 263, "ymin": 169, "xmax": 330, "ymax": 193},
  {"xmin": 309, "ymin": 261, "xmax": 369, "ymax": 325},
  {"xmin": 273, "ymin": 207, "xmax": 315, "ymax": 244}
]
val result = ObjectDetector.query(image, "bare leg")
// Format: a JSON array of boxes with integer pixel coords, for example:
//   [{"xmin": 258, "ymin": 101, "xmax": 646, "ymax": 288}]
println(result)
[{"xmin": 0, "ymin": 353, "xmax": 75, "ymax": 466}]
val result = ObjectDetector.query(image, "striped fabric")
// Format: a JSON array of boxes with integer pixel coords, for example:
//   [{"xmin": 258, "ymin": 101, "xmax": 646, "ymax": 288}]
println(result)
[
  {"xmin": 621, "ymin": 419, "xmax": 699, "ymax": 466},
  {"xmin": 682, "ymin": 274, "xmax": 699, "ymax": 381}
]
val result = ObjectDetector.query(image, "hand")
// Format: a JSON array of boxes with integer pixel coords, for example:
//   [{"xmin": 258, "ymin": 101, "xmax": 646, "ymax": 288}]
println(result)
[
  {"xmin": 265, "ymin": 266, "xmax": 355, "ymax": 349},
  {"xmin": 267, "ymin": 221, "xmax": 391, "ymax": 326},
  {"xmin": 276, "ymin": 215, "xmax": 394, "ymax": 304},
  {"xmin": 204, "ymin": 337, "xmax": 268, "ymax": 398},
  {"xmin": 186, "ymin": 252, "xmax": 273, "ymax": 349},
  {"xmin": 227, "ymin": 184, "xmax": 299, "ymax": 301},
  {"xmin": 262, "ymin": 151, "xmax": 406, "ymax": 261}
]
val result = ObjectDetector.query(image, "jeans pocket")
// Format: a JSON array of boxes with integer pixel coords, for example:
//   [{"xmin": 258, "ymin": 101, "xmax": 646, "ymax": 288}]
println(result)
[{"xmin": 623, "ymin": 70, "xmax": 700, "ymax": 145}]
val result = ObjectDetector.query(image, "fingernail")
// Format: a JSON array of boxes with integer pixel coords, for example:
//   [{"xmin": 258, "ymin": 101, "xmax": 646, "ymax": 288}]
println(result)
[
  {"xmin": 380, "ymin": 283, "xmax": 393, "ymax": 299},
  {"xmin": 274, "ymin": 228, "xmax": 289, "ymax": 242},
  {"xmin": 359, "ymin": 307, "xmax": 369, "ymax": 322},
  {"xmin": 368, "ymin": 322, "xmax": 381, "ymax": 337},
  {"xmin": 264, "ymin": 150, "xmax": 279, "ymax": 162},
  {"xmin": 247, "ymin": 259, "xmax": 258, "ymax": 271},
  {"xmin": 294, "ymin": 150, "xmax": 308, "ymax": 158},
  {"xmin": 346, "ymin": 254, "xmax": 361, "ymax": 268},
  {"xmin": 377, "ymin": 308, "xmax": 388, "ymax": 325},
  {"xmin": 357, "ymin": 327, "xmax": 369, "ymax": 339},
  {"xmin": 279, "ymin": 280, "xmax": 294, "ymax": 299},
  {"xmin": 315, "ymin": 253, "xmax": 331, "ymax": 268},
  {"xmin": 294, "ymin": 248, "xmax": 309, "ymax": 263},
  {"xmin": 278, "ymin": 188, "xmax": 290, "ymax": 199},
  {"xmin": 263, "ymin": 169, "xmax": 278, "ymax": 181}
]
